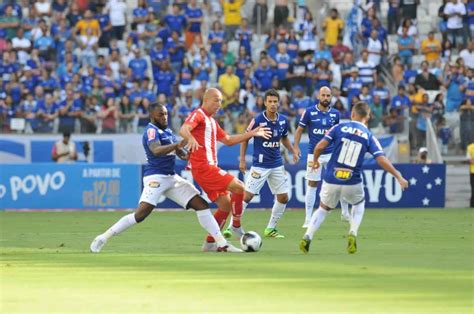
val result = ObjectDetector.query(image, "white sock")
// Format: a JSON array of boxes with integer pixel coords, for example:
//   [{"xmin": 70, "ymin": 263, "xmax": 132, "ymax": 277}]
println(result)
[
  {"xmin": 197, "ymin": 209, "xmax": 227, "ymax": 247},
  {"xmin": 227, "ymin": 201, "xmax": 249, "ymax": 229},
  {"xmin": 350, "ymin": 201, "xmax": 365, "ymax": 236},
  {"xmin": 340, "ymin": 199, "xmax": 350, "ymax": 218},
  {"xmin": 103, "ymin": 213, "xmax": 137, "ymax": 240},
  {"xmin": 305, "ymin": 185, "xmax": 317, "ymax": 222},
  {"xmin": 305, "ymin": 207, "xmax": 329, "ymax": 240},
  {"xmin": 267, "ymin": 200, "xmax": 286, "ymax": 229}
]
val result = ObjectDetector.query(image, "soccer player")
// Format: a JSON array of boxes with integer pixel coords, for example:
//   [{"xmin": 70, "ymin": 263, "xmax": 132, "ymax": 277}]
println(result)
[
  {"xmin": 300, "ymin": 102, "xmax": 409, "ymax": 254},
  {"xmin": 293, "ymin": 86, "xmax": 350, "ymax": 227},
  {"xmin": 90, "ymin": 103, "xmax": 242, "ymax": 253},
  {"xmin": 179, "ymin": 88, "xmax": 271, "ymax": 252},
  {"xmin": 224, "ymin": 89, "xmax": 296, "ymax": 239}
]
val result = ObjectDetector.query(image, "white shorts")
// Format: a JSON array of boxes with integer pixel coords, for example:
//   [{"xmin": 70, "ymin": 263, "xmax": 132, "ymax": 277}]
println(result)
[
  {"xmin": 245, "ymin": 166, "xmax": 290, "ymax": 195},
  {"xmin": 139, "ymin": 174, "xmax": 199, "ymax": 208},
  {"xmin": 306, "ymin": 153, "xmax": 331, "ymax": 181},
  {"xmin": 319, "ymin": 181, "xmax": 365, "ymax": 209}
]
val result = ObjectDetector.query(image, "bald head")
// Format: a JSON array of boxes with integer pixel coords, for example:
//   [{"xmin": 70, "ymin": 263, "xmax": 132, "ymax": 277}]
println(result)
[
  {"xmin": 202, "ymin": 88, "xmax": 223, "ymax": 115},
  {"xmin": 318, "ymin": 86, "xmax": 332, "ymax": 109}
]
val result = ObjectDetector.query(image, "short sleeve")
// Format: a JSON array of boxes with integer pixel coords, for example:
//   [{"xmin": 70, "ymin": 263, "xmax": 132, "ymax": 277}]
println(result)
[
  {"xmin": 246, "ymin": 118, "xmax": 256, "ymax": 133},
  {"xmin": 146, "ymin": 127, "xmax": 160, "ymax": 144},
  {"xmin": 183, "ymin": 110, "xmax": 203, "ymax": 130},
  {"xmin": 368, "ymin": 135, "xmax": 385, "ymax": 158},
  {"xmin": 216, "ymin": 121, "xmax": 227, "ymax": 141},
  {"xmin": 298, "ymin": 109, "xmax": 309, "ymax": 127},
  {"xmin": 324, "ymin": 125, "xmax": 338, "ymax": 142},
  {"xmin": 282, "ymin": 118, "xmax": 289, "ymax": 137}
]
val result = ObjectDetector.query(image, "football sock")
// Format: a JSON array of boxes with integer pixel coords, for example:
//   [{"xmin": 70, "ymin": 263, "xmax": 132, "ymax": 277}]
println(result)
[
  {"xmin": 226, "ymin": 201, "xmax": 249, "ymax": 229},
  {"xmin": 305, "ymin": 207, "xmax": 329, "ymax": 240},
  {"xmin": 267, "ymin": 200, "xmax": 286, "ymax": 229},
  {"xmin": 349, "ymin": 201, "xmax": 365, "ymax": 236},
  {"xmin": 196, "ymin": 209, "xmax": 227, "ymax": 247},
  {"xmin": 103, "ymin": 213, "xmax": 137, "ymax": 240},
  {"xmin": 305, "ymin": 185, "xmax": 317, "ymax": 221},
  {"xmin": 206, "ymin": 209, "xmax": 229, "ymax": 243},
  {"xmin": 231, "ymin": 192, "xmax": 244, "ymax": 228},
  {"xmin": 340, "ymin": 199, "xmax": 350, "ymax": 218}
]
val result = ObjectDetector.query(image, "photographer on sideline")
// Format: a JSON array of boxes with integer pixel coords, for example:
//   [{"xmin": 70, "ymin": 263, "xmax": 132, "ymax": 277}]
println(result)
[{"xmin": 52, "ymin": 132, "xmax": 78, "ymax": 163}]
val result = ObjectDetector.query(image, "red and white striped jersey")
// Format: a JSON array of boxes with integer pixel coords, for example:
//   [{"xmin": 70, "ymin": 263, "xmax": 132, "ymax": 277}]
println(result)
[{"xmin": 183, "ymin": 107, "xmax": 227, "ymax": 168}]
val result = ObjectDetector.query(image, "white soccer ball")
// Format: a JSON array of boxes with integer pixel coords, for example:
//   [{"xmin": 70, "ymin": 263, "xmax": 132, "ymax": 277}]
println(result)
[{"xmin": 240, "ymin": 231, "xmax": 262, "ymax": 252}]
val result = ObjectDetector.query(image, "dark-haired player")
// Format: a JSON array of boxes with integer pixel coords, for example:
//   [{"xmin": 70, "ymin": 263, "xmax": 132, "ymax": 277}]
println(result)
[
  {"xmin": 300, "ymin": 102, "xmax": 408, "ymax": 254},
  {"xmin": 90, "ymin": 103, "xmax": 242, "ymax": 253}
]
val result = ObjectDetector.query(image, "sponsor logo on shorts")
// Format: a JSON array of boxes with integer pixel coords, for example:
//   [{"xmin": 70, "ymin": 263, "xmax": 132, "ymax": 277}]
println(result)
[
  {"xmin": 334, "ymin": 168, "xmax": 353, "ymax": 180},
  {"xmin": 148, "ymin": 181, "xmax": 160, "ymax": 188},
  {"xmin": 251, "ymin": 171, "xmax": 261, "ymax": 179}
]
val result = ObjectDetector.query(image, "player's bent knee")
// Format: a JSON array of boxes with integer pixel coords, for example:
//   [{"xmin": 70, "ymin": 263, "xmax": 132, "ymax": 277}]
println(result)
[
  {"xmin": 187, "ymin": 195, "xmax": 209, "ymax": 211},
  {"xmin": 277, "ymin": 194, "xmax": 289, "ymax": 204},
  {"xmin": 135, "ymin": 202, "xmax": 155, "ymax": 223},
  {"xmin": 244, "ymin": 191, "xmax": 254, "ymax": 203}
]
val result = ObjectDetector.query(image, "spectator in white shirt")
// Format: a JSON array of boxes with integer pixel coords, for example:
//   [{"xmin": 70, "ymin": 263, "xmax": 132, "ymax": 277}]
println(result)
[
  {"xmin": 367, "ymin": 30, "xmax": 382, "ymax": 66},
  {"xmin": 460, "ymin": 40, "xmax": 474, "ymax": 69},
  {"xmin": 12, "ymin": 28, "xmax": 31, "ymax": 65},
  {"xmin": 444, "ymin": 0, "xmax": 467, "ymax": 49},
  {"xmin": 106, "ymin": 0, "xmax": 128, "ymax": 40}
]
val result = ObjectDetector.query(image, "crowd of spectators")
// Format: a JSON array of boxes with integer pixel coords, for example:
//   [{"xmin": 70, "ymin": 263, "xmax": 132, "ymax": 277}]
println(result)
[{"xmin": 0, "ymin": 0, "xmax": 473, "ymax": 154}]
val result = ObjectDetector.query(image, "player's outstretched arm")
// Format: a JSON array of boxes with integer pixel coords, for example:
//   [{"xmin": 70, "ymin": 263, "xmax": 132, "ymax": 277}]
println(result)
[
  {"xmin": 293, "ymin": 126, "xmax": 304, "ymax": 163},
  {"xmin": 239, "ymin": 139, "xmax": 249, "ymax": 173},
  {"xmin": 179, "ymin": 124, "xmax": 201, "ymax": 152},
  {"xmin": 148, "ymin": 140, "xmax": 183, "ymax": 157},
  {"xmin": 281, "ymin": 136, "xmax": 297, "ymax": 163},
  {"xmin": 220, "ymin": 126, "xmax": 271, "ymax": 146},
  {"xmin": 375, "ymin": 156, "xmax": 409, "ymax": 190},
  {"xmin": 312, "ymin": 139, "xmax": 330, "ymax": 170}
]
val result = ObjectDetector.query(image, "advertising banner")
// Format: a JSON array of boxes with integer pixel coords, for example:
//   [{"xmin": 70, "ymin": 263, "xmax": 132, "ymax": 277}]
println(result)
[{"xmin": 0, "ymin": 164, "xmax": 141, "ymax": 209}]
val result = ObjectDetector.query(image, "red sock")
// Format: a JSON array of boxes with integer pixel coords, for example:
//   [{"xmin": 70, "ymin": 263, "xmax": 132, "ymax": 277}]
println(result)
[
  {"xmin": 231, "ymin": 192, "xmax": 244, "ymax": 228},
  {"xmin": 206, "ymin": 209, "xmax": 229, "ymax": 243}
]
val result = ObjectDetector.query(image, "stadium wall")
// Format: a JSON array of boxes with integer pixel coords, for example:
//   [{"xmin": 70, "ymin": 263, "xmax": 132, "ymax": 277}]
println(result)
[{"xmin": 0, "ymin": 163, "xmax": 446, "ymax": 210}]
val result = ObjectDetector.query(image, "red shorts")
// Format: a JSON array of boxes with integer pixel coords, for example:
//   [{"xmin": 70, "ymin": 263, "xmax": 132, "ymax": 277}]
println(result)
[{"xmin": 191, "ymin": 165, "xmax": 235, "ymax": 202}]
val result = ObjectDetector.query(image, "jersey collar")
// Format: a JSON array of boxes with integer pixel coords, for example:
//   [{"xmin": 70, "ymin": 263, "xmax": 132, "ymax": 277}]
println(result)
[
  {"xmin": 263, "ymin": 111, "xmax": 279, "ymax": 122},
  {"xmin": 352, "ymin": 120, "xmax": 367, "ymax": 128}
]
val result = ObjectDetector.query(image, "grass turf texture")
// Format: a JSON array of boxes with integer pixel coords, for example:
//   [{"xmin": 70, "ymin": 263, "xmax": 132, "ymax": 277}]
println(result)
[{"xmin": 1, "ymin": 209, "xmax": 472, "ymax": 313}]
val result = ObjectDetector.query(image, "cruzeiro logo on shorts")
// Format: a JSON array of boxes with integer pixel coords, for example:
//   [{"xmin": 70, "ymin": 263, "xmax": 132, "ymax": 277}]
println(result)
[
  {"xmin": 334, "ymin": 167, "xmax": 353, "ymax": 180},
  {"xmin": 148, "ymin": 181, "xmax": 160, "ymax": 188},
  {"xmin": 251, "ymin": 171, "xmax": 261, "ymax": 179}
]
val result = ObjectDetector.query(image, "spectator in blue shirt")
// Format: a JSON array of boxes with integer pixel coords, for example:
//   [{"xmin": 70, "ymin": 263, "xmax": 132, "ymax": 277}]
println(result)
[
  {"xmin": 166, "ymin": 30, "xmax": 185, "ymax": 73},
  {"xmin": 444, "ymin": 63, "xmax": 466, "ymax": 112},
  {"xmin": 154, "ymin": 61, "xmax": 175, "ymax": 97},
  {"xmin": 132, "ymin": 0, "xmax": 149, "ymax": 31},
  {"xmin": 254, "ymin": 57, "xmax": 276, "ymax": 92},
  {"xmin": 314, "ymin": 39, "xmax": 333, "ymax": 63},
  {"xmin": 128, "ymin": 48, "xmax": 148, "ymax": 80},
  {"xmin": 208, "ymin": 20, "xmax": 225, "ymax": 57},
  {"xmin": 184, "ymin": 0, "xmax": 203, "ymax": 49},
  {"xmin": 235, "ymin": 18, "xmax": 252, "ymax": 57},
  {"xmin": 192, "ymin": 48, "xmax": 212, "ymax": 83},
  {"xmin": 164, "ymin": 4, "xmax": 187, "ymax": 35},
  {"xmin": 397, "ymin": 26, "xmax": 415, "ymax": 67},
  {"xmin": 391, "ymin": 85, "xmax": 412, "ymax": 114},
  {"xmin": 150, "ymin": 38, "xmax": 169, "ymax": 74}
]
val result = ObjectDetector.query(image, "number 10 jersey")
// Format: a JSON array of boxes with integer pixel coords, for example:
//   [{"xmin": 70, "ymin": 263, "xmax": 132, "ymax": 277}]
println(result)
[{"xmin": 323, "ymin": 121, "xmax": 384, "ymax": 185}]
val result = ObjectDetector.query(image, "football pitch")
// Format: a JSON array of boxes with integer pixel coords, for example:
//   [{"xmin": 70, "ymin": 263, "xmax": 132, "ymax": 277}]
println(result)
[{"xmin": 1, "ymin": 209, "xmax": 472, "ymax": 313}]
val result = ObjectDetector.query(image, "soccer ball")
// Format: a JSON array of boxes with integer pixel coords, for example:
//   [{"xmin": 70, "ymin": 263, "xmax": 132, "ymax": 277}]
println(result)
[{"xmin": 240, "ymin": 231, "xmax": 262, "ymax": 252}]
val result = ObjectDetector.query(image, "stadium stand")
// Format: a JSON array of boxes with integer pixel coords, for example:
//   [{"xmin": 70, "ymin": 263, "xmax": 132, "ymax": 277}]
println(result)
[{"xmin": 0, "ymin": 0, "xmax": 473, "ymax": 158}]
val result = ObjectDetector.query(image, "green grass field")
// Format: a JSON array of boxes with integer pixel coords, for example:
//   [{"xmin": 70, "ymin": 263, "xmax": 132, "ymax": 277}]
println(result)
[{"xmin": 1, "ymin": 209, "xmax": 473, "ymax": 313}]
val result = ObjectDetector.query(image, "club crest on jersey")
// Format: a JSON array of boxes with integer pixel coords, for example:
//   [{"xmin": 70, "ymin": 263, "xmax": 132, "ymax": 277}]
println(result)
[
  {"xmin": 334, "ymin": 168, "xmax": 353, "ymax": 180},
  {"xmin": 251, "ymin": 171, "xmax": 261, "ymax": 179},
  {"xmin": 148, "ymin": 181, "xmax": 160, "ymax": 188},
  {"xmin": 147, "ymin": 128, "xmax": 156, "ymax": 141}
]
